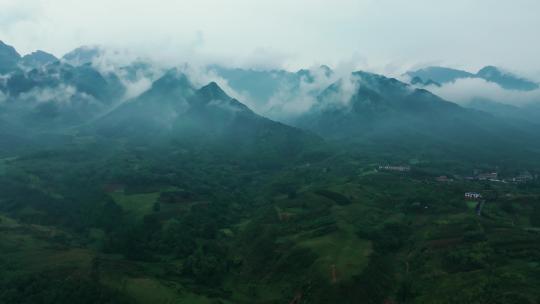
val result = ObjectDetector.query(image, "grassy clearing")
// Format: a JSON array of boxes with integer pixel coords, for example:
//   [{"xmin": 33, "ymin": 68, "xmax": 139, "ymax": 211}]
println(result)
[
  {"xmin": 298, "ymin": 231, "xmax": 371, "ymax": 283},
  {"xmin": 154, "ymin": 201, "xmax": 200, "ymax": 221},
  {"xmin": 111, "ymin": 192, "xmax": 161, "ymax": 219},
  {"xmin": 0, "ymin": 218, "xmax": 93, "ymax": 274},
  {"xmin": 104, "ymin": 276, "xmax": 218, "ymax": 304},
  {"xmin": 0, "ymin": 214, "xmax": 19, "ymax": 228},
  {"xmin": 23, "ymin": 248, "xmax": 93, "ymax": 273},
  {"xmin": 358, "ymin": 169, "xmax": 378, "ymax": 177},
  {"xmin": 274, "ymin": 188, "xmax": 373, "ymax": 284},
  {"xmin": 120, "ymin": 277, "xmax": 181, "ymax": 304},
  {"xmin": 466, "ymin": 200, "xmax": 478, "ymax": 209},
  {"xmin": 234, "ymin": 287, "xmax": 284, "ymax": 304},
  {"xmin": 296, "ymin": 200, "xmax": 373, "ymax": 283}
]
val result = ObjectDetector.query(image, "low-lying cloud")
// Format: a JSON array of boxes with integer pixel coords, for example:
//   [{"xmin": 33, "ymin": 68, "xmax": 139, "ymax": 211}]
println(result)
[
  {"xmin": 121, "ymin": 77, "xmax": 154, "ymax": 101},
  {"xmin": 77, "ymin": 48, "xmax": 165, "ymax": 101},
  {"xmin": 255, "ymin": 66, "xmax": 363, "ymax": 121},
  {"xmin": 18, "ymin": 84, "xmax": 97, "ymax": 107},
  {"xmin": 426, "ymin": 78, "xmax": 540, "ymax": 107},
  {"xmin": 264, "ymin": 67, "xmax": 334, "ymax": 118},
  {"xmin": 179, "ymin": 64, "xmax": 255, "ymax": 107},
  {"xmin": 19, "ymin": 84, "xmax": 77, "ymax": 104},
  {"xmin": 12, "ymin": 41, "xmax": 540, "ymax": 121}
]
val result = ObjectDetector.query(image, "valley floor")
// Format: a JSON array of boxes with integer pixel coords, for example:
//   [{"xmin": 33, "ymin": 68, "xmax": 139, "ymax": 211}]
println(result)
[{"xmin": 1, "ymin": 146, "xmax": 540, "ymax": 304}]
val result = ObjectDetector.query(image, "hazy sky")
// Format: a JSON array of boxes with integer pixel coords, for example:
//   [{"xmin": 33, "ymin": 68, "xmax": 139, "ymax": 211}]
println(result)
[{"xmin": 1, "ymin": 0, "xmax": 539, "ymax": 76}]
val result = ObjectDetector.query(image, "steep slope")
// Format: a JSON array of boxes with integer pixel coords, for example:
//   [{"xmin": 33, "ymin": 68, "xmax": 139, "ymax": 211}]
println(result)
[
  {"xmin": 94, "ymin": 70, "xmax": 196, "ymax": 137},
  {"xmin": 1, "ymin": 60, "xmax": 126, "ymax": 129},
  {"xmin": 208, "ymin": 65, "xmax": 334, "ymax": 112},
  {"xmin": 21, "ymin": 50, "xmax": 58, "ymax": 69},
  {"xmin": 94, "ymin": 70, "xmax": 321, "ymax": 158},
  {"xmin": 208, "ymin": 66, "xmax": 298, "ymax": 107},
  {"xmin": 3, "ymin": 52, "xmax": 124, "ymax": 101},
  {"xmin": 476, "ymin": 66, "xmax": 539, "ymax": 91},
  {"xmin": 62, "ymin": 46, "xmax": 103, "ymax": 66},
  {"xmin": 299, "ymin": 71, "xmax": 465, "ymax": 138},
  {"xmin": 0, "ymin": 41, "xmax": 21, "ymax": 74},
  {"xmin": 466, "ymin": 98, "xmax": 540, "ymax": 124},
  {"xmin": 295, "ymin": 71, "xmax": 540, "ymax": 160},
  {"xmin": 184, "ymin": 82, "xmax": 319, "ymax": 157}
]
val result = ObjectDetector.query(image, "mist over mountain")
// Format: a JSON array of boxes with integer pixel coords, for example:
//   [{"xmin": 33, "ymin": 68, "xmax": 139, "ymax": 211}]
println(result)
[
  {"xmin": 1, "ymin": 40, "xmax": 540, "ymax": 158},
  {"xmin": 290, "ymin": 71, "xmax": 540, "ymax": 161},
  {"xmin": 405, "ymin": 65, "xmax": 540, "ymax": 121},
  {"xmin": 2, "ymin": 31, "xmax": 540, "ymax": 304},
  {"xmin": 466, "ymin": 98, "xmax": 540, "ymax": 123},
  {"xmin": 407, "ymin": 65, "xmax": 539, "ymax": 91},
  {"xmin": 3, "ymin": 2, "xmax": 540, "ymax": 303},
  {"xmin": 407, "ymin": 66, "xmax": 474, "ymax": 85},
  {"xmin": 62, "ymin": 46, "xmax": 103, "ymax": 66},
  {"xmin": 21, "ymin": 51, "xmax": 58, "ymax": 69},
  {"xmin": 1, "ymin": 41, "xmax": 60, "ymax": 72},
  {"xmin": 208, "ymin": 65, "xmax": 334, "ymax": 109},
  {"xmin": 91, "ymin": 69, "xmax": 321, "ymax": 165}
]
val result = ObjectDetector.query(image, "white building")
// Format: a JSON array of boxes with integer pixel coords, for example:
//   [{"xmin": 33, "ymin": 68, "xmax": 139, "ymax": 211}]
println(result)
[{"xmin": 465, "ymin": 192, "xmax": 482, "ymax": 200}]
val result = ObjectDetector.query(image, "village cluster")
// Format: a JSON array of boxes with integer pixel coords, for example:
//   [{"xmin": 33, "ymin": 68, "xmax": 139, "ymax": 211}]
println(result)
[
  {"xmin": 378, "ymin": 164, "xmax": 538, "ymax": 210},
  {"xmin": 434, "ymin": 172, "xmax": 536, "ymax": 184},
  {"xmin": 378, "ymin": 164, "xmax": 536, "ymax": 184}
]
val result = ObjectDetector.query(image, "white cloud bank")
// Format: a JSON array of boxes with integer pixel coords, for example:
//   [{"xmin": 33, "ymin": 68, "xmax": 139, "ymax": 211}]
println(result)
[
  {"xmin": 426, "ymin": 78, "xmax": 540, "ymax": 107},
  {"xmin": 18, "ymin": 84, "xmax": 96, "ymax": 106}
]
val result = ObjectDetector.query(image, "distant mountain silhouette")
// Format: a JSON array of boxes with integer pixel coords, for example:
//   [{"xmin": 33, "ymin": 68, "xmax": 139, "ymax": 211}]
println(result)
[
  {"xmin": 0, "ymin": 41, "xmax": 21, "ymax": 74},
  {"xmin": 21, "ymin": 50, "xmax": 58, "ymax": 68},
  {"xmin": 294, "ymin": 70, "xmax": 540, "ymax": 159},
  {"xmin": 93, "ymin": 70, "xmax": 320, "ymax": 157},
  {"xmin": 407, "ymin": 66, "xmax": 539, "ymax": 91}
]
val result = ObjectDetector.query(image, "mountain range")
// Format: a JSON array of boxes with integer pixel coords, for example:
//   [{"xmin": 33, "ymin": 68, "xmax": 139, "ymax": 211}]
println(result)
[
  {"xmin": 92, "ymin": 70, "xmax": 319, "ymax": 161},
  {"xmin": 2, "ymin": 40, "xmax": 540, "ymax": 163},
  {"xmin": 407, "ymin": 66, "xmax": 539, "ymax": 91}
]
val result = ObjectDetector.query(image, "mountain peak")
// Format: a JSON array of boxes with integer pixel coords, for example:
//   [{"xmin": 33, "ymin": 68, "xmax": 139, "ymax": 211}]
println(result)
[
  {"xmin": 320, "ymin": 65, "xmax": 333, "ymax": 74},
  {"xmin": 406, "ymin": 66, "xmax": 474, "ymax": 84},
  {"xmin": 477, "ymin": 65, "xmax": 500, "ymax": 77},
  {"xmin": 21, "ymin": 50, "xmax": 58, "ymax": 68},
  {"xmin": 0, "ymin": 41, "xmax": 22, "ymax": 74},
  {"xmin": 407, "ymin": 65, "xmax": 539, "ymax": 91},
  {"xmin": 477, "ymin": 66, "xmax": 538, "ymax": 91},
  {"xmin": 352, "ymin": 70, "xmax": 410, "ymax": 94},
  {"xmin": 411, "ymin": 76, "xmax": 441, "ymax": 87},
  {"xmin": 62, "ymin": 46, "xmax": 102, "ymax": 66},
  {"xmin": 133, "ymin": 69, "xmax": 195, "ymax": 104},
  {"xmin": 198, "ymin": 81, "xmax": 230, "ymax": 101},
  {"xmin": 152, "ymin": 70, "xmax": 192, "ymax": 89},
  {"xmin": 0, "ymin": 40, "xmax": 19, "ymax": 52}
]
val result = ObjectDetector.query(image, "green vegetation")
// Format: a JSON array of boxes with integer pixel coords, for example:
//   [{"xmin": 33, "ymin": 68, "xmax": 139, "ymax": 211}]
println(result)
[{"xmin": 1, "ymin": 136, "xmax": 539, "ymax": 303}]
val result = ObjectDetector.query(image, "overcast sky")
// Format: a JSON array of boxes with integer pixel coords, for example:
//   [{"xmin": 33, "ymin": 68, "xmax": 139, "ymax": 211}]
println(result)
[{"xmin": 1, "ymin": 0, "xmax": 539, "ymax": 76}]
